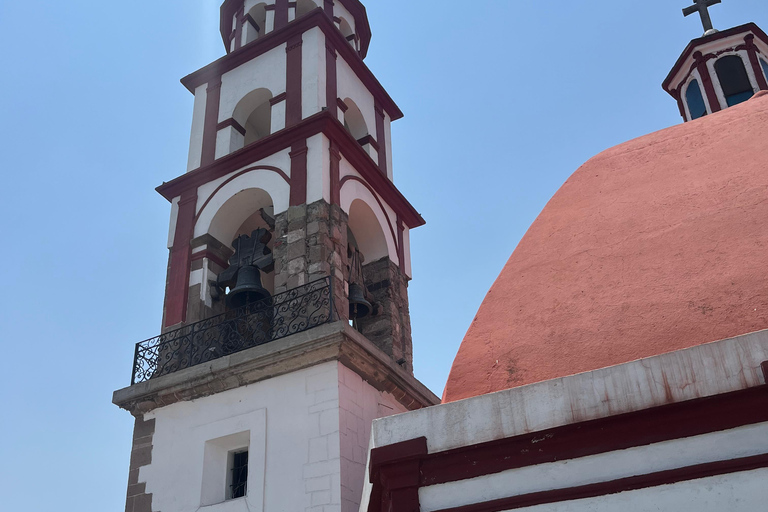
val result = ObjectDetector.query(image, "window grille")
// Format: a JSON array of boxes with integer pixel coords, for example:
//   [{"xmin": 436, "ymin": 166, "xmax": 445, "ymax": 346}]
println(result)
[{"xmin": 230, "ymin": 450, "xmax": 248, "ymax": 499}]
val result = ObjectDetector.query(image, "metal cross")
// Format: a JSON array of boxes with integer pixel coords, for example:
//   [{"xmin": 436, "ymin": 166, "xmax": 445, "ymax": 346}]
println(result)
[{"xmin": 683, "ymin": 0, "xmax": 722, "ymax": 33}]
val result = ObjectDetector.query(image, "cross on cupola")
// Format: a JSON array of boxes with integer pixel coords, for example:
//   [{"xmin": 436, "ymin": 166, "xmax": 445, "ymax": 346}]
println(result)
[{"xmin": 683, "ymin": 0, "xmax": 722, "ymax": 34}]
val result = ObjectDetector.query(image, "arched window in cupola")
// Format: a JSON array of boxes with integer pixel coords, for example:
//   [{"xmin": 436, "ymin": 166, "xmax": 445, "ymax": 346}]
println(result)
[
  {"xmin": 685, "ymin": 79, "xmax": 707, "ymax": 120},
  {"xmin": 244, "ymin": 3, "xmax": 268, "ymax": 45},
  {"xmin": 761, "ymin": 58, "xmax": 768, "ymax": 83},
  {"xmin": 338, "ymin": 17, "xmax": 357, "ymax": 50},
  {"xmin": 715, "ymin": 55, "xmax": 754, "ymax": 107}
]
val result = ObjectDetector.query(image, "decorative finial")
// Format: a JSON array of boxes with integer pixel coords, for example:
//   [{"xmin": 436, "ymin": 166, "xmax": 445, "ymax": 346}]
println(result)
[{"xmin": 683, "ymin": 0, "xmax": 722, "ymax": 35}]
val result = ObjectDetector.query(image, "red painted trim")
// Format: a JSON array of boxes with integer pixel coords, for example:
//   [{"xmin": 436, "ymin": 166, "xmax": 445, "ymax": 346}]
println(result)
[
  {"xmin": 190, "ymin": 249, "xmax": 230, "ymax": 271},
  {"xmin": 326, "ymin": 42, "xmax": 338, "ymax": 119},
  {"xmin": 289, "ymin": 139, "xmax": 308, "ymax": 206},
  {"xmin": 374, "ymin": 102, "xmax": 387, "ymax": 173},
  {"xmin": 330, "ymin": 139, "xmax": 341, "ymax": 206},
  {"xmin": 366, "ymin": 385, "xmax": 768, "ymax": 512},
  {"xmin": 233, "ymin": 7, "xmax": 244, "ymax": 51},
  {"xmin": 184, "ymin": 10, "xmax": 402, "ymax": 121},
  {"xmin": 761, "ymin": 361, "xmax": 768, "ymax": 383},
  {"xmin": 157, "ymin": 111, "xmax": 425, "ymax": 229},
  {"xmin": 269, "ymin": 92, "xmax": 287, "ymax": 106},
  {"xmin": 220, "ymin": 0, "xmax": 371, "ymax": 58},
  {"xmin": 357, "ymin": 134, "xmax": 379, "ymax": 152},
  {"xmin": 274, "ymin": 0, "xmax": 289, "ymax": 30},
  {"xmin": 368, "ymin": 437, "xmax": 427, "ymax": 512},
  {"xmin": 244, "ymin": 13, "xmax": 259, "ymax": 32},
  {"xmin": 201, "ymin": 78, "xmax": 223, "ymax": 167},
  {"xmin": 434, "ymin": 453, "xmax": 768, "ymax": 512},
  {"xmin": 695, "ymin": 51, "xmax": 722, "ymax": 113},
  {"xmin": 745, "ymin": 35, "xmax": 768, "ymax": 90},
  {"xmin": 217, "ymin": 118, "xmax": 246, "ymax": 136},
  {"xmin": 336, "ymin": 97, "xmax": 349, "ymax": 113},
  {"xmin": 339, "ymin": 175, "xmax": 400, "ymax": 259},
  {"xmin": 193, "ymin": 165, "xmax": 290, "ymax": 226},
  {"xmin": 164, "ymin": 191, "xmax": 198, "ymax": 328},
  {"xmin": 663, "ymin": 23, "xmax": 768, "ymax": 93},
  {"xmin": 286, "ymin": 34, "xmax": 303, "ymax": 127}
]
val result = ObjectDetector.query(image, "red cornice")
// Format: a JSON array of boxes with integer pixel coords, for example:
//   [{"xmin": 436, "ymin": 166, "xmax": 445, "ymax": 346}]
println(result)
[
  {"xmin": 183, "ymin": 9, "xmax": 401, "ymax": 120},
  {"xmin": 156, "ymin": 110, "xmax": 425, "ymax": 228},
  {"xmin": 663, "ymin": 22, "xmax": 768, "ymax": 94},
  {"xmin": 367, "ymin": 384, "xmax": 768, "ymax": 512},
  {"xmin": 220, "ymin": 1, "xmax": 371, "ymax": 58}
]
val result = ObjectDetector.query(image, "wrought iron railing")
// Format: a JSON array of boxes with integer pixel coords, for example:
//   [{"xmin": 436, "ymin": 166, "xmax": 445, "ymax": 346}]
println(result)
[{"xmin": 131, "ymin": 277, "xmax": 334, "ymax": 385}]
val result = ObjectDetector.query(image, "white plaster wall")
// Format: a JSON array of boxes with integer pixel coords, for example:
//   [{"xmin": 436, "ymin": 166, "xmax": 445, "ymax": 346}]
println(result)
[
  {"xmin": 306, "ymin": 133, "xmax": 330, "ymax": 204},
  {"xmin": 338, "ymin": 364, "xmax": 408, "ymax": 512},
  {"xmin": 401, "ymin": 226, "xmax": 412, "ymax": 278},
  {"xmin": 167, "ymin": 196, "xmax": 181, "ymax": 249},
  {"xmin": 302, "ymin": 27, "xmax": 327, "ymax": 119},
  {"xmin": 189, "ymin": 261, "xmax": 218, "ymax": 309},
  {"xmin": 339, "ymin": 163, "xmax": 399, "ymax": 267},
  {"xmin": 383, "ymin": 112, "xmax": 393, "ymax": 180},
  {"xmin": 215, "ymin": 125, "xmax": 245, "ymax": 160},
  {"xmin": 219, "ymin": 45, "xmax": 287, "ymax": 123},
  {"xmin": 187, "ymin": 84, "xmax": 208, "ymax": 171},
  {"xmin": 141, "ymin": 362, "xmax": 343, "ymax": 512},
  {"xmin": 419, "ymin": 422, "xmax": 768, "ymax": 512},
  {"xmin": 502, "ymin": 469, "xmax": 768, "ymax": 512},
  {"xmin": 337, "ymin": 57, "xmax": 376, "ymax": 138}
]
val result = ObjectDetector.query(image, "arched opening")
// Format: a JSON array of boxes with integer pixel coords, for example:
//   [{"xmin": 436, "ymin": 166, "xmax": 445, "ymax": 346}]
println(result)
[
  {"xmin": 244, "ymin": 3, "xmax": 268, "ymax": 45},
  {"xmin": 347, "ymin": 199, "xmax": 390, "ymax": 328},
  {"xmin": 209, "ymin": 188, "xmax": 276, "ymax": 299},
  {"xmin": 296, "ymin": 0, "xmax": 318, "ymax": 18},
  {"xmin": 342, "ymin": 98, "xmax": 368, "ymax": 141},
  {"xmin": 232, "ymin": 88, "xmax": 273, "ymax": 149},
  {"xmin": 338, "ymin": 17, "xmax": 356, "ymax": 49},
  {"xmin": 685, "ymin": 79, "xmax": 707, "ymax": 120},
  {"xmin": 715, "ymin": 55, "xmax": 754, "ymax": 107},
  {"xmin": 761, "ymin": 58, "xmax": 768, "ymax": 83}
]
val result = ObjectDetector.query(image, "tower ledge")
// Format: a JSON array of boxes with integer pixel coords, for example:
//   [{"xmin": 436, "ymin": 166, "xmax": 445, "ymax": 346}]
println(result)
[{"xmin": 113, "ymin": 321, "xmax": 439, "ymax": 416}]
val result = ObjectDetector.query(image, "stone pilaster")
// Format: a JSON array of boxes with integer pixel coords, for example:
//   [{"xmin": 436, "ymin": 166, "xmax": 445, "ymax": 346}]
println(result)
[
  {"xmin": 273, "ymin": 199, "xmax": 349, "ymax": 322},
  {"xmin": 125, "ymin": 416, "xmax": 155, "ymax": 512},
  {"xmin": 182, "ymin": 234, "xmax": 232, "ymax": 326},
  {"xmin": 357, "ymin": 258, "xmax": 413, "ymax": 374}
]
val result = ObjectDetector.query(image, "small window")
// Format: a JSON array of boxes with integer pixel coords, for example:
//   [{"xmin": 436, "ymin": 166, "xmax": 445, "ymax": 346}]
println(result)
[
  {"xmin": 685, "ymin": 80, "xmax": 707, "ymax": 120},
  {"xmin": 229, "ymin": 450, "xmax": 248, "ymax": 499},
  {"xmin": 761, "ymin": 58, "xmax": 768, "ymax": 82},
  {"xmin": 715, "ymin": 55, "xmax": 754, "ymax": 107}
]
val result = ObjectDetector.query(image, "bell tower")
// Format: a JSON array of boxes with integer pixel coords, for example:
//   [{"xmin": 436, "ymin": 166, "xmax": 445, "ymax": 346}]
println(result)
[
  {"xmin": 113, "ymin": 2, "xmax": 438, "ymax": 512},
  {"xmin": 663, "ymin": 1, "xmax": 768, "ymax": 122}
]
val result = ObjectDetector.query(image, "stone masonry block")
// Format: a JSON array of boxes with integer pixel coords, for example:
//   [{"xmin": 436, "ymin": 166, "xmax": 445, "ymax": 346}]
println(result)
[
  {"xmin": 305, "ymin": 475, "xmax": 332, "ymax": 493},
  {"xmin": 288, "ymin": 229, "xmax": 306, "ymax": 244}
]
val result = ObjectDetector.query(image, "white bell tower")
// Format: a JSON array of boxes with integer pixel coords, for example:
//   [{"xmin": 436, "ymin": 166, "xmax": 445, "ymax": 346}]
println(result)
[{"xmin": 113, "ymin": 2, "xmax": 438, "ymax": 511}]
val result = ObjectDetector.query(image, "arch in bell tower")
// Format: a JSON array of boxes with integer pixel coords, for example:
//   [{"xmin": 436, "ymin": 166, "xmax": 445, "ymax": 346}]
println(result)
[
  {"xmin": 244, "ymin": 2, "xmax": 268, "ymax": 45},
  {"xmin": 296, "ymin": 0, "xmax": 319, "ymax": 18},
  {"xmin": 341, "ymin": 97, "xmax": 368, "ymax": 140},
  {"xmin": 231, "ymin": 88, "xmax": 274, "ymax": 148}
]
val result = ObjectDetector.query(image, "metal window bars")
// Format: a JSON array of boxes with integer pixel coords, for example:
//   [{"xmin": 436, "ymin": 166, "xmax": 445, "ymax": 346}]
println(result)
[{"xmin": 131, "ymin": 277, "xmax": 334, "ymax": 385}]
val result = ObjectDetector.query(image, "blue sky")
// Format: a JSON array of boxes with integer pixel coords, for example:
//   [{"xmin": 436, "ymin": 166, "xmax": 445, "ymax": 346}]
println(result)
[{"xmin": 0, "ymin": 0, "xmax": 765, "ymax": 510}]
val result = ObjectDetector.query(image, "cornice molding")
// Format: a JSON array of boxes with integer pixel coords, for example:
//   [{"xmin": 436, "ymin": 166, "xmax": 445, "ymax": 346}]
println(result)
[
  {"xmin": 156, "ymin": 110, "xmax": 425, "ymax": 228},
  {"xmin": 181, "ymin": 9, "xmax": 403, "ymax": 121}
]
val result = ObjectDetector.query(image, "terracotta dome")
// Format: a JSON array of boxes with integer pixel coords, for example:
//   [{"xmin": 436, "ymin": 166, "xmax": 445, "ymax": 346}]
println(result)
[{"xmin": 443, "ymin": 91, "xmax": 768, "ymax": 403}]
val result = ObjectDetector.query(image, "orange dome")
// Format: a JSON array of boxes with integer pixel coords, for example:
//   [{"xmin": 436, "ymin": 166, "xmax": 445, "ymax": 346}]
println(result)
[{"xmin": 444, "ymin": 91, "xmax": 768, "ymax": 403}]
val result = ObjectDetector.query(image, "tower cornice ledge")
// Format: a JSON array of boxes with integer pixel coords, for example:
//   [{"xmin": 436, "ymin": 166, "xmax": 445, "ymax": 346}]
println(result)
[
  {"xmin": 156, "ymin": 110, "xmax": 426, "ymax": 228},
  {"xmin": 112, "ymin": 321, "xmax": 440, "ymax": 416},
  {"xmin": 182, "ymin": 9, "xmax": 402, "ymax": 120}
]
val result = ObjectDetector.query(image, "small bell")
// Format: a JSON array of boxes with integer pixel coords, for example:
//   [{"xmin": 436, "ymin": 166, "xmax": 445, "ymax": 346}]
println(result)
[
  {"xmin": 348, "ymin": 282, "xmax": 372, "ymax": 319},
  {"xmin": 227, "ymin": 266, "xmax": 271, "ymax": 309}
]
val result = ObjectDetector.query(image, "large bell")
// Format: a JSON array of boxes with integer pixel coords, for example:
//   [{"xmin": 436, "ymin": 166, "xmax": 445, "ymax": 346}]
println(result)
[
  {"xmin": 348, "ymin": 283, "xmax": 372, "ymax": 319},
  {"xmin": 227, "ymin": 266, "xmax": 271, "ymax": 309}
]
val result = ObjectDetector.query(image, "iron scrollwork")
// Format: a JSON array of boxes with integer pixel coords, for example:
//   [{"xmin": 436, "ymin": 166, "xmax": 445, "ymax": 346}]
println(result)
[{"xmin": 131, "ymin": 277, "xmax": 333, "ymax": 385}]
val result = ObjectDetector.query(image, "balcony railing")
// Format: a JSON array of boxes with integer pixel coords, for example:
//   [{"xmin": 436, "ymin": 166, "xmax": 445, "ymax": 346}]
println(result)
[{"xmin": 131, "ymin": 277, "xmax": 334, "ymax": 385}]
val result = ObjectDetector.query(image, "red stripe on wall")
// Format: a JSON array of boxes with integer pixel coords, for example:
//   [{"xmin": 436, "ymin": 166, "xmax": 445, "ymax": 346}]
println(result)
[{"xmin": 164, "ymin": 191, "xmax": 198, "ymax": 328}]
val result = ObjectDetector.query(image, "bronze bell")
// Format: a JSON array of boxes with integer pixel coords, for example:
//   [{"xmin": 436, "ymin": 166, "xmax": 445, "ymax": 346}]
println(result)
[
  {"xmin": 227, "ymin": 266, "xmax": 271, "ymax": 309},
  {"xmin": 348, "ymin": 283, "xmax": 372, "ymax": 319}
]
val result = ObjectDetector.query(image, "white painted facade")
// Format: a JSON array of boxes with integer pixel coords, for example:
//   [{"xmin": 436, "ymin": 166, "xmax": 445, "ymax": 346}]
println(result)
[
  {"xmin": 141, "ymin": 361, "xmax": 407, "ymax": 512},
  {"xmin": 360, "ymin": 329, "xmax": 768, "ymax": 512}
]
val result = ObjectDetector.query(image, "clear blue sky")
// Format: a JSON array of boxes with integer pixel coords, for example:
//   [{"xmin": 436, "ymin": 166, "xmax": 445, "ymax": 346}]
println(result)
[{"xmin": 0, "ymin": 0, "xmax": 765, "ymax": 510}]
